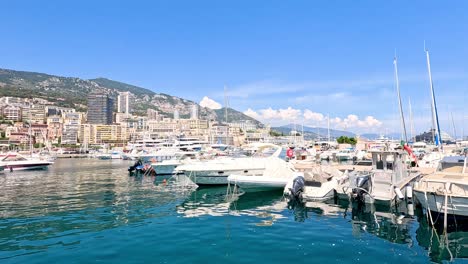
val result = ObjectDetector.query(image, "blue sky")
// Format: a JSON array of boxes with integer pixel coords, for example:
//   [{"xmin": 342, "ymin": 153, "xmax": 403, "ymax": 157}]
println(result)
[{"xmin": 1, "ymin": 1, "xmax": 467, "ymax": 137}]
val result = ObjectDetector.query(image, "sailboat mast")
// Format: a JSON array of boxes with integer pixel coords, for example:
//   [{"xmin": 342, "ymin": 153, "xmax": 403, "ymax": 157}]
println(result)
[
  {"xmin": 450, "ymin": 112, "xmax": 457, "ymax": 140},
  {"xmin": 425, "ymin": 47, "xmax": 442, "ymax": 150},
  {"xmin": 29, "ymin": 104, "xmax": 33, "ymax": 157},
  {"xmin": 408, "ymin": 97, "xmax": 415, "ymax": 142},
  {"xmin": 327, "ymin": 114, "xmax": 331, "ymax": 143},
  {"xmin": 224, "ymin": 86, "xmax": 228, "ymax": 123},
  {"xmin": 393, "ymin": 55, "xmax": 408, "ymax": 143}
]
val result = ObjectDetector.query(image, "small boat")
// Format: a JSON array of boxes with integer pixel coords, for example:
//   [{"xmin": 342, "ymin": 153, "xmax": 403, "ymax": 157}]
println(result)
[
  {"xmin": 336, "ymin": 149, "xmax": 356, "ymax": 161},
  {"xmin": 336, "ymin": 148, "xmax": 421, "ymax": 205},
  {"xmin": 0, "ymin": 153, "xmax": 53, "ymax": 171},
  {"xmin": 284, "ymin": 166, "xmax": 344, "ymax": 202}
]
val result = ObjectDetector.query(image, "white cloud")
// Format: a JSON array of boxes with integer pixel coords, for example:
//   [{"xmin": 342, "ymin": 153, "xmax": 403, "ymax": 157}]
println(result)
[
  {"xmin": 303, "ymin": 110, "xmax": 324, "ymax": 122},
  {"xmin": 244, "ymin": 107, "xmax": 302, "ymax": 121},
  {"xmin": 199, "ymin": 96, "xmax": 222, "ymax": 110},
  {"xmin": 332, "ymin": 114, "xmax": 383, "ymax": 129},
  {"xmin": 245, "ymin": 107, "xmax": 383, "ymax": 131},
  {"xmin": 278, "ymin": 107, "xmax": 302, "ymax": 120},
  {"xmin": 243, "ymin": 108, "xmax": 261, "ymax": 120}
]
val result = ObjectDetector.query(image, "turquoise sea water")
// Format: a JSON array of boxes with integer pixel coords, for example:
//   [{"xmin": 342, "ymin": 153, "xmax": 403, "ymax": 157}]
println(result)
[{"xmin": 0, "ymin": 159, "xmax": 466, "ymax": 264}]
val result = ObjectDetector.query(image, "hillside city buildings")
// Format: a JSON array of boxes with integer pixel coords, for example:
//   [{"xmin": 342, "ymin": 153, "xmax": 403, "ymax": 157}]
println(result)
[{"xmin": 0, "ymin": 93, "xmax": 263, "ymax": 148}]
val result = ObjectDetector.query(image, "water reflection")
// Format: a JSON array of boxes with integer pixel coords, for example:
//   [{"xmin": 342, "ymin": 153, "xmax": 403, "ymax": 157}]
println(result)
[
  {"xmin": 288, "ymin": 199, "xmax": 415, "ymax": 245},
  {"xmin": 0, "ymin": 159, "xmax": 191, "ymax": 257},
  {"xmin": 347, "ymin": 202, "xmax": 414, "ymax": 245},
  {"xmin": 176, "ymin": 187, "xmax": 287, "ymax": 225},
  {"xmin": 416, "ymin": 213, "xmax": 468, "ymax": 263}
]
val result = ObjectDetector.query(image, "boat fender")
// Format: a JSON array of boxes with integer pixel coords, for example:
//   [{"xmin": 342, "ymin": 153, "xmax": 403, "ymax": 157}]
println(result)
[
  {"xmin": 407, "ymin": 203, "xmax": 414, "ymax": 217},
  {"xmin": 405, "ymin": 186, "xmax": 413, "ymax": 202},
  {"xmin": 394, "ymin": 187, "xmax": 404, "ymax": 200}
]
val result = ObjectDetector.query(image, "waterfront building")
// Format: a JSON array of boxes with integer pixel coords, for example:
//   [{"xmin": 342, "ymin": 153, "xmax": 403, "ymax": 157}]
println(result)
[
  {"xmin": 9, "ymin": 132, "xmax": 31, "ymax": 145},
  {"xmin": 145, "ymin": 118, "xmax": 209, "ymax": 139},
  {"xmin": 1, "ymin": 105, "xmax": 22, "ymax": 122},
  {"xmin": 147, "ymin": 109, "xmax": 161, "ymax": 121},
  {"xmin": 62, "ymin": 124, "xmax": 79, "ymax": 145},
  {"xmin": 229, "ymin": 120, "xmax": 257, "ymax": 132},
  {"xmin": 5, "ymin": 126, "xmax": 19, "ymax": 138},
  {"xmin": 117, "ymin": 91, "xmax": 133, "ymax": 114},
  {"xmin": 47, "ymin": 115, "xmax": 63, "ymax": 143},
  {"xmin": 147, "ymin": 119, "xmax": 178, "ymax": 138},
  {"xmin": 22, "ymin": 105, "xmax": 46, "ymax": 124},
  {"xmin": 115, "ymin": 113, "xmax": 132, "ymax": 124},
  {"xmin": 31, "ymin": 124, "xmax": 48, "ymax": 144},
  {"xmin": 209, "ymin": 123, "xmax": 233, "ymax": 145},
  {"xmin": 46, "ymin": 106, "xmax": 75, "ymax": 117},
  {"xmin": 87, "ymin": 91, "xmax": 113, "ymax": 124},
  {"xmin": 79, "ymin": 124, "xmax": 128, "ymax": 145},
  {"xmin": 0, "ymin": 97, "xmax": 24, "ymax": 105},
  {"xmin": 190, "ymin": 105, "xmax": 198, "ymax": 120}
]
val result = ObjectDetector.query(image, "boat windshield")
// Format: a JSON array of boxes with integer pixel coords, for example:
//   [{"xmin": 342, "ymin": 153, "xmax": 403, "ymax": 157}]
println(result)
[{"xmin": 2, "ymin": 155, "xmax": 28, "ymax": 161}]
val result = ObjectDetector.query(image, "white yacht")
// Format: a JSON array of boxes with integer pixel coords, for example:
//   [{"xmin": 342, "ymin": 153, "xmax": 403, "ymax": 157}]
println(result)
[
  {"xmin": 413, "ymin": 156, "xmax": 468, "ymax": 221},
  {"xmin": 175, "ymin": 144, "xmax": 285, "ymax": 186},
  {"xmin": 0, "ymin": 153, "xmax": 54, "ymax": 171},
  {"xmin": 151, "ymin": 152, "xmax": 198, "ymax": 175},
  {"xmin": 227, "ymin": 157, "xmax": 296, "ymax": 192}
]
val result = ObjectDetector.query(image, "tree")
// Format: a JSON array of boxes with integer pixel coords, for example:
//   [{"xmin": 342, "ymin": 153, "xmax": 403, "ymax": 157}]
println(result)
[
  {"xmin": 269, "ymin": 130, "xmax": 282, "ymax": 137},
  {"xmin": 337, "ymin": 136, "xmax": 357, "ymax": 145}
]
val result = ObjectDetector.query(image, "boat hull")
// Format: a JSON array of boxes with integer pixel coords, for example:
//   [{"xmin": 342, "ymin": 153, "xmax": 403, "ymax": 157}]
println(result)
[
  {"xmin": 228, "ymin": 175, "xmax": 289, "ymax": 192},
  {"xmin": 414, "ymin": 190, "xmax": 468, "ymax": 217},
  {"xmin": 152, "ymin": 164, "xmax": 180, "ymax": 175},
  {"xmin": 5, "ymin": 163, "xmax": 52, "ymax": 171},
  {"xmin": 183, "ymin": 168, "xmax": 265, "ymax": 185}
]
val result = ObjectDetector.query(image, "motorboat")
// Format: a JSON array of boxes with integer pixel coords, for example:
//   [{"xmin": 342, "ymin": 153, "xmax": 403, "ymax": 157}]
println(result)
[
  {"xmin": 336, "ymin": 148, "xmax": 421, "ymax": 205},
  {"xmin": 418, "ymin": 151, "xmax": 444, "ymax": 168},
  {"xmin": 227, "ymin": 157, "xmax": 296, "ymax": 192},
  {"xmin": 151, "ymin": 152, "xmax": 198, "ymax": 175},
  {"xmin": 175, "ymin": 144, "xmax": 285, "ymax": 185},
  {"xmin": 284, "ymin": 166, "xmax": 344, "ymax": 202},
  {"xmin": 0, "ymin": 152, "xmax": 53, "ymax": 171},
  {"xmin": 336, "ymin": 149, "xmax": 356, "ymax": 161},
  {"xmin": 413, "ymin": 156, "xmax": 468, "ymax": 227}
]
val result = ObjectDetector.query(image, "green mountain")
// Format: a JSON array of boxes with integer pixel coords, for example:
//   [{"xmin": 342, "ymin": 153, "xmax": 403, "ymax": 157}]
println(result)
[{"xmin": 0, "ymin": 68, "xmax": 260, "ymax": 124}]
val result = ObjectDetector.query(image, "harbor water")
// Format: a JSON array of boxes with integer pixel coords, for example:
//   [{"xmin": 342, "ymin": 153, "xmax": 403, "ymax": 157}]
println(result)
[{"xmin": 0, "ymin": 159, "xmax": 465, "ymax": 263}]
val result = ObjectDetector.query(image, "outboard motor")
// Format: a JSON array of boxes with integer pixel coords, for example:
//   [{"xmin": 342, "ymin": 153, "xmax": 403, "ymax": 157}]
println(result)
[
  {"xmin": 128, "ymin": 159, "xmax": 143, "ymax": 173},
  {"xmin": 352, "ymin": 175, "xmax": 371, "ymax": 203},
  {"xmin": 289, "ymin": 175, "xmax": 305, "ymax": 200}
]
